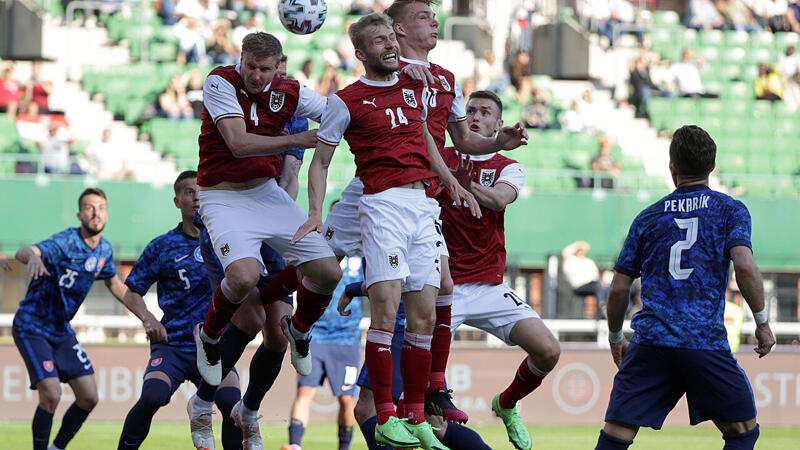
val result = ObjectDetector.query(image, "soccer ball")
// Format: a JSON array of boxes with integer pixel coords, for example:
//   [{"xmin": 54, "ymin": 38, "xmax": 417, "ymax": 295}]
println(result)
[{"xmin": 278, "ymin": 0, "xmax": 328, "ymax": 35}]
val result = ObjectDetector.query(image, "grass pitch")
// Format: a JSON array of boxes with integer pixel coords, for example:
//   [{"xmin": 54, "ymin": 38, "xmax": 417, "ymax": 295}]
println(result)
[{"xmin": 1, "ymin": 421, "xmax": 798, "ymax": 449}]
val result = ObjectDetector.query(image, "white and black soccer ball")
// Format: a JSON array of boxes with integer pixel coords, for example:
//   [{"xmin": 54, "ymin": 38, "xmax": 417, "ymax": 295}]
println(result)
[{"xmin": 278, "ymin": 0, "xmax": 328, "ymax": 35}]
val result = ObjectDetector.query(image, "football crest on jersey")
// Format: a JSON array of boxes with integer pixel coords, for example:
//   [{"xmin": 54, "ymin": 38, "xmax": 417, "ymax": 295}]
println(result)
[
  {"xmin": 402, "ymin": 89, "xmax": 417, "ymax": 108},
  {"xmin": 480, "ymin": 169, "xmax": 496, "ymax": 186},
  {"xmin": 84, "ymin": 256, "xmax": 98, "ymax": 272},
  {"xmin": 438, "ymin": 75, "xmax": 451, "ymax": 91},
  {"xmin": 150, "ymin": 357, "xmax": 163, "ymax": 367},
  {"xmin": 269, "ymin": 91, "xmax": 285, "ymax": 112},
  {"xmin": 193, "ymin": 246, "xmax": 203, "ymax": 262},
  {"xmin": 388, "ymin": 253, "xmax": 399, "ymax": 269},
  {"xmin": 43, "ymin": 360, "xmax": 54, "ymax": 372},
  {"xmin": 221, "ymin": 243, "xmax": 230, "ymax": 257}
]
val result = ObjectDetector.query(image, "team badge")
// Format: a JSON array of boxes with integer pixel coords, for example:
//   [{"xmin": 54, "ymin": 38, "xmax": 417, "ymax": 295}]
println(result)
[
  {"xmin": 438, "ymin": 75, "xmax": 451, "ymax": 91},
  {"xmin": 388, "ymin": 253, "xmax": 399, "ymax": 269},
  {"xmin": 150, "ymin": 358, "xmax": 163, "ymax": 367},
  {"xmin": 480, "ymin": 168, "xmax": 496, "ymax": 186},
  {"xmin": 269, "ymin": 91, "xmax": 285, "ymax": 112},
  {"xmin": 221, "ymin": 243, "xmax": 230, "ymax": 257},
  {"xmin": 325, "ymin": 227, "xmax": 335, "ymax": 240},
  {"xmin": 402, "ymin": 89, "xmax": 417, "ymax": 108},
  {"xmin": 84, "ymin": 256, "xmax": 97, "ymax": 272},
  {"xmin": 193, "ymin": 246, "xmax": 203, "ymax": 262},
  {"xmin": 43, "ymin": 360, "xmax": 54, "ymax": 372}
]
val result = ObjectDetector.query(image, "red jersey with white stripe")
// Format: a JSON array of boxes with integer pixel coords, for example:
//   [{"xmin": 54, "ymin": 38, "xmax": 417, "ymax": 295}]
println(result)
[
  {"xmin": 436, "ymin": 147, "xmax": 527, "ymax": 284},
  {"xmin": 197, "ymin": 64, "xmax": 325, "ymax": 187},
  {"xmin": 317, "ymin": 73, "xmax": 433, "ymax": 195}
]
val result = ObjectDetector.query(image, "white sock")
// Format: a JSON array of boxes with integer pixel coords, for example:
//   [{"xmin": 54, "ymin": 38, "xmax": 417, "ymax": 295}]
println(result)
[{"xmin": 241, "ymin": 403, "xmax": 259, "ymax": 421}]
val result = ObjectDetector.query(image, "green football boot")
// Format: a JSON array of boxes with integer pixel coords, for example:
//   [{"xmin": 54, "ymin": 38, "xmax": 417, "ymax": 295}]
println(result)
[
  {"xmin": 403, "ymin": 421, "xmax": 450, "ymax": 450},
  {"xmin": 374, "ymin": 416, "xmax": 420, "ymax": 448},
  {"xmin": 492, "ymin": 393, "xmax": 533, "ymax": 450}
]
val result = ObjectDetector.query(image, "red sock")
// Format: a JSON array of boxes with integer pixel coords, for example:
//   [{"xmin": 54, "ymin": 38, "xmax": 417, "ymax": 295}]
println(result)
[
  {"xmin": 291, "ymin": 281, "xmax": 333, "ymax": 333},
  {"xmin": 499, "ymin": 357, "xmax": 545, "ymax": 409},
  {"xmin": 202, "ymin": 283, "xmax": 241, "ymax": 339},
  {"xmin": 401, "ymin": 333, "xmax": 432, "ymax": 425},
  {"xmin": 428, "ymin": 303, "xmax": 452, "ymax": 392},
  {"xmin": 366, "ymin": 328, "xmax": 396, "ymax": 425},
  {"xmin": 258, "ymin": 265, "xmax": 299, "ymax": 305}
]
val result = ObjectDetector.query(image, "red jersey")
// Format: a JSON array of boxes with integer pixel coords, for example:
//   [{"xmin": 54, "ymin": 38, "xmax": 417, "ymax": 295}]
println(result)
[
  {"xmin": 436, "ymin": 147, "xmax": 527, "ymax": 284},
  {"xmin": 317, "ymin": 73, "xmax": 434, "ymax": 195},
  {"xmin": 197, "ymin": 65, "xmax": 325, "ymax": 187}
]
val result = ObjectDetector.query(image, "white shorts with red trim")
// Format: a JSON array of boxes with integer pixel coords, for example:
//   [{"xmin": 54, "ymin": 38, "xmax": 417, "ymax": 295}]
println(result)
[
  {"xmin": 451, "ymin": 281, "xmax": 540, "ymax": 345},
  {"xmin": 322, "ymin": 176, "xmax": 364, "ymax": 258}
]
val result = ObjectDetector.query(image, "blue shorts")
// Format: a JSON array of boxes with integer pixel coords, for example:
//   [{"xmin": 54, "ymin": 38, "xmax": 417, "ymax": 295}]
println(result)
[
  {"xmin": 13, "ymin": 326, "xmax": 94, "ymax": 389},
  {"xmin": 144, "ymin": 344, "xmax": 238, "ymax": 394},
  {"xmin": 200, "ymin": 228, "xmax": 292, "ymax": 305},
  {"xmin": 298, "ymin": 342, "xmax": 361, "ymax": 397},
  {"xmin": 356, "ymin": 318, "xmax": 405, "ymax": 401},
  {"xmin": 605, "ymin": 342, "xmax": 757, "ymax": 429}
]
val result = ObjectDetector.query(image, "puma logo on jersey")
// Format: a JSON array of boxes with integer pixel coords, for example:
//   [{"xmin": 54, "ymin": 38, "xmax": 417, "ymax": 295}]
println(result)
[
  {"xmin": 362, "ymin": 98, "xmax": 377, "ymax": 107},
  {"xmin": 211, "ymin": 83, "xmax": 219, "ymax": 90}
]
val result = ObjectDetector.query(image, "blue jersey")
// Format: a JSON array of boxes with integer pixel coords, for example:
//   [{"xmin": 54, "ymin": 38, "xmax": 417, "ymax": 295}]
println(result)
[
  {"xmin": 615, "ymin": 185, "xmax": 752, "ymax": 351},
  {"xmin": 283, "ymin": 116, "xmax": 308, "ymax": 162},
  {"xmin": 124, "ymin": 224, "xmax": 211, "ymax": 353},
  {"xmin": 13, "ymin": 228, "xmax": 116, "ymax": 338},
  {"xmin": 312, "ymin": 256, "xmax": 364, "ymax": 345}
]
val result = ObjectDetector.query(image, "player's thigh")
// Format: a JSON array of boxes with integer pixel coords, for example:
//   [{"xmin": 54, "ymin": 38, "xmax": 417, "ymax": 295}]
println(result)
[
  {"xmin": 509, "ymin": 317, "xmax": 561, "ymax": 366},
  {"xmin": 297, "ymin": 255, "xmax": 342, "ymax": 291},
  {"xmin": 604, "ymin": 343, "xmax": 685, "ymax": 429},
  {"xmin": 456, "ymin": 282, "xmax": 539, "ymax": 345},
  {"xmin": 12, "ymin": 327, "xmax": 59, "ymax": 390},
  {"xmin": 683, "ymin": 350, "xmax": 757, "ymax": 425},
  {"xmin": 67, "ymin": 374, "xmax": 99, "ymax": 409},
  {"xmin": 262, "ymin": 299, "xmax": 292, "ymax": 352},
  {"xmin": 53, "ymin": 334, "xmax": 95, "ymax": 387}
]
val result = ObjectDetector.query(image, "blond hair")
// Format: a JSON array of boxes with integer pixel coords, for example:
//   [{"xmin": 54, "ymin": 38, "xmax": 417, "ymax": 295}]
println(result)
[{"xmin": 348, "ymin": 13, "xmax": 394, "ymax": 50}]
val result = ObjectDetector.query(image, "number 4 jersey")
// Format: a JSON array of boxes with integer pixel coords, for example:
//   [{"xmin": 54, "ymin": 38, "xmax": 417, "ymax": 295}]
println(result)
[
  {"xmin": 615, "ymin": 184, "xmax": 752, "ymax": 350},
  {"xmin": 13, "ymin": 228, "xmax": 116, "ymax": 339}
]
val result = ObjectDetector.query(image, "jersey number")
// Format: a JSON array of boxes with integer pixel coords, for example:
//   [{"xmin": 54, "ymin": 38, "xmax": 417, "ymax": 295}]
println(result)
[
  {"xmin": 504, "ymin": 291, "xmax": 525, "ymax": 307},
  {"xmin": 178, "ymin": 269, "xmax": 191, "ymax": 290},
  {"xmin": 59, "ymin": 268, "xmax": 78, "ymax": 289},
  {"xmin": 385, "ymin": 107, "xmax": 408, "ymax": 128},
  {"xmin": 669, "ymin": 217, "xmax": 698, "ymax": 280},
  {"xmin": 250, "ymin": 103, "xmax": 259, "ymax": 126}
]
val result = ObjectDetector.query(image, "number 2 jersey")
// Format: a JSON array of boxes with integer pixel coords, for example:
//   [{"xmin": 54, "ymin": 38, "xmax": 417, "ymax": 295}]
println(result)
[
  {"xmin": 13, "ymin": 228, "xmax": 116, "ymax": 339},
  {"xmin": 614, "ymin": 184, "xmax": 752, "ymax": 350},
  {"xmin": 124, "ymin": 224, "xmax": 212, "ymax": 353}
]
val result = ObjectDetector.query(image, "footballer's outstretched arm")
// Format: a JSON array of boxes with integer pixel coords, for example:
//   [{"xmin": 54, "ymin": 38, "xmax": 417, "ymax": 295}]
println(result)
[
  {"xmin": 453, "ymin": 155, "xmax": 520, "ymax": 211},
  {"xmin": 447, "ymin": 119, "xmax": 528, "ymax": 155},
  {"xmin": 730, "ymin": 245, "xmax": 775, "ymax": 357},
  {"xmin": 423, "ymin": 123, "xmax": 481, "ymax": 218},
  {"xmin": 16, "ymin": 245, "xmax": 49, "ymax": 279},
  {"xmin": 217, "ymin": 117, "xmax": 318, "ymax": 158},
  {"xmin": 118, "ymin": 287, "xmax": 168, "ymax": 343},
  {"xmin": 291, "ymin": 142, "xmax": 336, "ymax": 245}
]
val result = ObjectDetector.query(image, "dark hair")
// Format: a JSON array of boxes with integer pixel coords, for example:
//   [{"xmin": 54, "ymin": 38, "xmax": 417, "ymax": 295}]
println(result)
[
  {"xmin": 174, "ymin": 170, "xmax": 198, "ymax": 193},
  {"xmin": 669, "ymin": 125, "xmax": 716, "ymax": 180},
  {"xmin": 241, "ymin": 32, "xmax": 283, "ymax": 60},
  {"xmin": 468, "ymin": 90, "xmax": 503, "ymax": 117},
  {"xmin": 78, "ymin": 187, "xmax": 107, "ymax": 209},
  {"xmin": 385, "ymin": 0, "xmax": 436, "ymax": 24},
  {"xmin": 348, "ymin": 13, "xmax": 394, "ymax": 50}
]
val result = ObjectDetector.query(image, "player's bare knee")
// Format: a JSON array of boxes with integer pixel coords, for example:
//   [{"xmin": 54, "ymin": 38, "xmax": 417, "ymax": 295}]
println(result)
[
  {"xmin": 264, "ymin": 328, "xmax": 288, "ymax": 352},
  {"xmin": 353, "ymin": 395, "xmax": 375, "ymax": 424},
  {"xmin": 76, "ymin": 391, "xmax": 99, "ymax": 411},
  {"xmin": 310, "ymin": 259, "xmax": 343, "ymax": 292},
  {"xmin": 38, "ymin": 387, "xmax": 61, "ymax": 412},
  {"xmin": 225, "ymin": 267, "xmax": 260, "ymax": 299},
  {"xmin": 539, "ymin": 338, "xmax": 561, "ymax": 369}
]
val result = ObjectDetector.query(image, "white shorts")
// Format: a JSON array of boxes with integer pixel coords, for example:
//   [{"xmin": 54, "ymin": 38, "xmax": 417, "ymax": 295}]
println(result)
[
  {"xmin": 451, "ymin": 282, "xmax": 540, "ymax": 345},
  {"xmin": 198, "ymin": 178, "xmax": 335, "ymax": 274},
  {"xmin": 428, "ymin": 197, "xmax": 449, "ymax": 258},
  {"xmin": 323, "ymin": 176, "xmax": 364, "ymax": 257},
  {"xmin": 359, "ymin": 188, "xmax": 441, "ymax": 292}
]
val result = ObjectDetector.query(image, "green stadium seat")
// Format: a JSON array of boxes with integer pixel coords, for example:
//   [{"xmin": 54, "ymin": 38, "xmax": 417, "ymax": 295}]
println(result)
[
  {"xmin": 703, "ymin": 80, "xmax": 723, "ymax": 96},
  {"xmin": 773, "ymin": 153, "xmax": 799, "ymax": 175},
  {"xmin": 725, "ymin": 31, "xmax": 750, "ymax": 47},
  {"xmin": 774, "ymin": 32, "xmax": 799, "ymax": 51},
  {"xmin": 750, "ymin": 101, "xmax": 772, "ymax": 120},
  {"xmin": 653, "ymin": 11, "xmax": 680, "ymax": 26},
  {"xmin": 747, "ymin": 47, "xmax": 773, "ymax": 65},
  {"xmin": 699, "ymin": 30, "xmax": 724, "ymax": 47},
  {"xmin": 718, "ymin": 63, "xmax": 742, "ymax": 80},
  {"xmin": 675, "ymin": 98, "xmax": 700, "ymax": 123},
  {"xmin": 722, "ymin": 47, "xmax": 747, "ymax": 64},
  {"xmin": 570, "ymin": 133, "xmax": 597, "ymax": 153},
  {"xmin": 746, "ymin": 154, "xmax": 773, "ymax": 174},
  {"xmin": 682, "ymin": 28, "xmax": 698, "ymax": 48},
  {"xmin": 751, "ymin": 32, "xmax": 775, "ymax": 49},
  {"xmin": 723, "ymin": 82, "xmax": 752, "ymax": 100},
  {"xmin": 697, "ymin": 46, "xmax": 720, "ymax": 63}
]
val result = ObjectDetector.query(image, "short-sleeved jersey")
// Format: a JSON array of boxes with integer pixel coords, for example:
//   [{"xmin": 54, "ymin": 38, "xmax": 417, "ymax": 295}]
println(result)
[
  {"xmin": 13, "ymin": 228, "xmax": 116, "ymax": 338},
  {"xmin": 615, "ymin": 184, "xmax": 752, "ymax": 351},
  {"xmin": 311, "ymin": 256, "xmax": 364, "ymax": 346},
  {"xmin": 317, "ymin": 73, "xmax": 434, "ymax": 194},
  {"xmin": 198, "ymin": 64, "xmax": 326, "ymax": 187},
  {"xmin": 437, "ymin": 148, "xmax": 526, "ymax": 284},
  {"xmin": 124, "ymin": 224, "xmax": 212, "ymax": 352}
]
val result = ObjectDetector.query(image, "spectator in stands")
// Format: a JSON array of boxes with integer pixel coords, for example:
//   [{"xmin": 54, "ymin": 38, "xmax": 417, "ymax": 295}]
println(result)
[
  {"xmin": 317, "ymin": 62, "xmax": 340, "ymax": 96},
  {"xmin": 561, "ymin": 241, "xmax": 604, "ymax": 319},
  {"xmin": 579, "ymin": 0, "xmax": 615, "ymax": 46},
  {"xmin": 294, "ymin": 59, "xmax": 318, "ymax": 92},
  {"xmin": 85, "ymin": 127, "xmax": 124, "ymax": 179},
  {"xmin": 756, "ymin": 0, "xmax": 789, "ymax": 31},
  {"xmin": 40, "ymin": 123, "xmax": 81, "ymax": 174},
  {"xmin": 336, "ymin": 20, "xmax": 357, "ymax": 72},
  {"xmin": 185, "ymin": 68, "xmax": 205, "ymax": 119},
  {"xmin": 717, "ymin": 0, "xmax": 763, "ymax": 32},
  {"xmin": 629, "ymin": 55, "xmax": 672, "ymax": 118},
  {"xmin": 232, "ymin": 14, "xmax": 262, "ymax": 57},
  {"xmin": 158, "ymin": 74, "xmax": 194, "ymax": 121},
  {"xmin": 206, "ymin": 19, "xmax": 237, "ymax": 65},
  {"xmin": 523, "ymin": 88, "xmax": 554, "ymax": 130},
  {"xmin": 778, "ymin": 45, "xmax": 800, "ymax": 110},
  {"xmin": 174, "ymin": 17, "xmax": 207, "ymax": 64},
  {"xmin": 0, "ymin": 62, "xmax": 22, "ymax": 117},
  {"xmin": 174, "ymin": 0, "xmax": 218, "ymax": 23},
  {"xmin": 562, "ymin": 100, "xmax": 588, "ymax": 133},
  {"xmin": 578, "ymin": 89, "xmax": 600, "ymax": 133},
  {"xmin": 160, "ymin": 0, "xmax": 180, "ymax": 25},
  {"xmin": 591, "ymin": 134, "xmax": 622, "ymax": 189},
  {"xmin": 461, "ymin": 77, "xmax": 476, "ymax": 102},
  {"xmin": 510, "ymin": 51, "xmax": 533, "ymax": 103},
  {"xmin": 686, "ymin": 0, "xmax": 726, "ymax": 30},
  {"xmin": 608, "ymin": 0, "xmax": 637, "ymax": 45},
  {"xmin": 754, "ymin": 63, "xmax": 784, "ymax": 100},
  {"xmin": 349, "ymin": 0, "xmax": 383, "ymax": 15},
  {"xmin": 787, "ymin": 0, "xmax": 800, "ymax": 31},
  {"xmin": 24, "ymin": 61, "xmax": 57, "ymax": 115},
  {"xmin": 669, "ymin": 49, "xmax": 719, "ymax": 98}
]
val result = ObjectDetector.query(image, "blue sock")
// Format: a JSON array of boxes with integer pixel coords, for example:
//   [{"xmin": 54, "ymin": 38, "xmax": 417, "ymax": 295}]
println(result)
[
  {"xmin": 358, "ymin": 416, "xmax": 392, "ymax": 450},
  {"xmin": 288, "ymin": 419, "xmax": 305, "ymax": 445},
  {"xmin": 52, "ymin": 402, "xmax": 92, "ymax": 449},
  {"xmin": 338, "ymin": 425, "xmax": 354, "ymax": 450},
  {"xmin": 723, "ymin": 424, "xmax": 759, "ymax": 450},
  {"xmin": 441, "ymin": 422, "xmax": 491, "ymax": 450},
  {"xmin": 117, "ymin": 378, "xmax": 171, "ymax": 449},
  {"xmin": 595, "ymin": 430, "xmax": 633, "ymax": 450},
  {"xmin": 197, "ymin": 323, "xmax": 254, "ymax": 402},
  {"xmin": 214, "ymin": 386, "xmax": 243, "ymax": 450},
  {"xmin": 32, "ymin": 406, "xmax": 53, "ymax": 450},
  {"xmin": 242, "ymin": 346, "xmax": 285, "ymax": 411}
]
